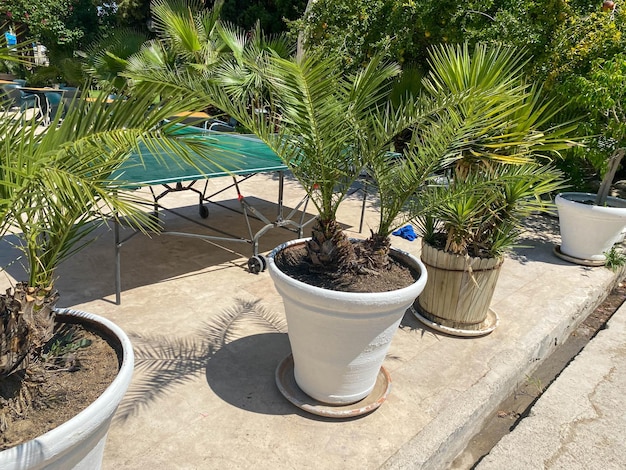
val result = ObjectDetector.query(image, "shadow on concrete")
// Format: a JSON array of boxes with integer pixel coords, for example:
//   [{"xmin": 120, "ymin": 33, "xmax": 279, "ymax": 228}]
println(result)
[
  {"xmin": 205, "ymin": 332, "xmax": 294, "ymax": 415},
  {"xmin": 205, "ymin": 332, "xmax": 402, "ymax": 422},
  {"xmin": 116, "ymin": 329, "xmax": 214, "ymax": 423},
  {"xmin": 399, "ymin": 308, "xmax": 431, "ymax": 334},
  {"xmin": 0, "ymin": 196, "xmax": 315, "ymax": 306},
  {"xmin": 114, "ymin": 297, "xmax": 297, "ymax": 421},
  {"xmin": 0, "ymin": 233, "xmax": 29, "ymax": 285},
  {"xmin": 506, "ymin": 214, "xmax": 590, "ymax": 269}
]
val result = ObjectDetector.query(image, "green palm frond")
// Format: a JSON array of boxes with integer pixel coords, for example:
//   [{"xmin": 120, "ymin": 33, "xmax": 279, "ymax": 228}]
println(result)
[
  {"xmin": 404, "ymin": 43, "xmax": 578, "ymax": 257},
  {"xmin": 413, "ymin": 162, "xmax": 566, "ymax": 257},
  {"xmin": 150, "ymin": 0, "xmax": 228, "ymax": 67},
  {"xmin": 82, "ymin": 29, "xmax": 150, "ymax": 89},
  {"xmin": 152, "ymin": 0, "xmax": 204, "ymax": 54},
  {"xmin": 0, "ymin": 82, "xmax": 239, "ymax": 288},
  {"xmin": 126, "ymin": 40, "xmax": 178, "ymax": 75},
  {"xmin": 425, "ymin": 43, "xmax": 527, "ymax": 95},
  {"xmin": 129, "ymin": 29, "xmax": 577, "ymax": 268}
]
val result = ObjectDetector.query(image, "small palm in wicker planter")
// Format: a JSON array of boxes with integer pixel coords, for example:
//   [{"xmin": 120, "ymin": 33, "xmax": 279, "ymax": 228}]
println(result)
[
  {"xmin": 417, "ymin": 242, "xmax": 503, "ymax": 332},
  {"xmin": 410, "ymin": 44, "xmax": 576, "ymax": 336}
]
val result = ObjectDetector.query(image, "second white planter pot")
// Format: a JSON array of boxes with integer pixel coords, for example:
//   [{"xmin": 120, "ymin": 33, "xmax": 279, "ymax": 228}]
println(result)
[
  {"xmin": 268, "ymin": 238, "xmax": 427, "ymax": 405},
  {"xmin": 555, "ymin": 192, "xmax": 626, "ymax": 263},
  {"xmin": 0, "ymin": 309, "xmax": 134, "ymax": 470}
]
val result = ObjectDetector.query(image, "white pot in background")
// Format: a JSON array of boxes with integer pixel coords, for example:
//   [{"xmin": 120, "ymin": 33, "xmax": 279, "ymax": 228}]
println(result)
[
  {"xmin": 268, "ymin": 238, "xmax": 427, "ymax": 405},
  {"xmin": 555, "ymin": 192, "xmax": 626, "ymax": 262},
  {"xmin": 0, "ymin": 309, "xmax": 134, "ymax": 470}
]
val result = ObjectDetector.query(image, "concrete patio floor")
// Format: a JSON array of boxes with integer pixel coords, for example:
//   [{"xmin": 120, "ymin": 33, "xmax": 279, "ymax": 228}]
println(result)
[{"xmin": 1, "ymin": 172, "xmax": 622, "ymax": 469}]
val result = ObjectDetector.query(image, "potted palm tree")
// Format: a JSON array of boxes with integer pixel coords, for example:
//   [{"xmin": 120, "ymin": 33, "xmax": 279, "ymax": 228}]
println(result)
[
  {"xmin": 410, "ymin": 43, "xmax": 575, "ymax": 336},
  {"xmin": 129, "ymin": 5, "xmax": 461, "ymax": 405},
  {"xmin": 128, "ymin": 7, "xmax": 570, "ymax": 408},
  {"xmin": 131, "ymin": 22, "xmax": 488, "ymax": 408},
  {"xmin": 204, "ymin": 51, "xmax": 442, "ymax": 409},
  {"xmin": 551, "ymin": 51, "xmax": 626, "ymax": 265},
  {"xmin": 0, "ymin": 80, "xmax": 222, "ymax": 467}
]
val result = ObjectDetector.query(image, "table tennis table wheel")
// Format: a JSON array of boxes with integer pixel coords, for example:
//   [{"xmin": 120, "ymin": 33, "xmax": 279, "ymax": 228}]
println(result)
[
  {"xmin": 248, "ymin": 255, "xmax": 267, "ymax": 274},
  {"xmin": 199, "ymin": 204, "xmax": 209, "ymax": 219}
]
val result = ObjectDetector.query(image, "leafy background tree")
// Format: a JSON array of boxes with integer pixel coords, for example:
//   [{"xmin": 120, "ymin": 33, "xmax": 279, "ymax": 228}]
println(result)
[
  {"xmin": 115, "ymin": 0, "xmax": 153, "ymax": 31},
  {"xmin": 221, "ymin": 0, "xmax": 306, "ymax": 34},
  {"xmin": 115, "ymin": 0, "xmax": 306, "ymax": 34},
  {"xmin": 535, "ymin": 5, "xmax": 626, "ymax": 188},
  {"xmin": 0, "ymin": 0, "xmax": 112, "ymax": 61},
  {"xmin": 292, "ymin": 0, "xmax": 575, "ymax": 73}
]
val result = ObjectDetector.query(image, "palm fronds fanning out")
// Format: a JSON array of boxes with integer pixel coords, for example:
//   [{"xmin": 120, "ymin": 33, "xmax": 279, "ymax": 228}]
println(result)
[
  {"xmin": 0, "ymin": 80, "xmax": 247, "ymax": 379},
  {"xmin": 407, "ymin": 43, "xmax": 579, "ymax": 257}
]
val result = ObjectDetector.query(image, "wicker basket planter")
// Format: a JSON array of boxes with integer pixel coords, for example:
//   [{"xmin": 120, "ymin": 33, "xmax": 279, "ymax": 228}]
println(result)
[{"xmin": 415, "ymin": 241, "xmax": 502, "ymax": 335}]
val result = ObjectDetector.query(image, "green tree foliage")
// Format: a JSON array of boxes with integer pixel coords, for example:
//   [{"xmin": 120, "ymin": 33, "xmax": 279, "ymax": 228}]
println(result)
[
  {"xmin": 221, "ymin": 0, "xmax": 306, "ymax": 34},
  {"xmin": 0, "ymin": 0, "xmax": 110, "ymax": 61},
  {"xmin": 115, "ymin": 0, "xmax": 306, "ymax": 34},
  {"xmin": 541, "ymin": 7, "xmax": 626, "ymax": 180},
  {"xmin": 115, "ymin": 0, "xmax": 153, "ymax": 31},
  {"xmin": 459, "ymin": 1, "xmax": 569, "ymax": 65},
  {"xmin": 292, "ymin": 0, "xmax": 421, "ymax": 72},
  {"xmin": 293, "ymin": 0, "xmax": 574, "ymax": 73}
]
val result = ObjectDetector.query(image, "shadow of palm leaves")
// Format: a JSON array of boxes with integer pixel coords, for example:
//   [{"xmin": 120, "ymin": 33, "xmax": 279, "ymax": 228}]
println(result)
[
  {"xmin": 507, "ymin": 214, "xmax": 560, "ymax": 265},
  {"xmin": 115, "ymin": 298, "xmax": 287, "ymax": 423}
]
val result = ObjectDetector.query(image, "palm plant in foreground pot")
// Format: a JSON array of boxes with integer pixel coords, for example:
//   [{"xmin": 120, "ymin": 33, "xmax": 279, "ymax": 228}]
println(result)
[
  {"xmin": 135, "ymin": 45, "xmax": 469, "ymax": 413},
  {"xmin": 409, "ymin": 44, "xmax": 576, "ymax": 337},
  {"xmin": 0, "ymin": 83, "xmax": 220, "ymax": 467},
  {"xmin": 210, "ymin": 52, "xmax": 443, "ymax": 413}
]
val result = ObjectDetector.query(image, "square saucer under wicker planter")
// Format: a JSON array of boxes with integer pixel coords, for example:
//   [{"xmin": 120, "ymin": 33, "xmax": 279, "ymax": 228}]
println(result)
[{"xmin": 413, "ymin": 241, "xmax": 501, "ymax": 337}]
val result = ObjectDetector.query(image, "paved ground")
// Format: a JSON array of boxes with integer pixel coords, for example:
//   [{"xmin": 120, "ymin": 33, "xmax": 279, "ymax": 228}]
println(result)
[
  {"xmin": 0, "ymin": 173, "xmax": 622, "ymax": 469},
  {"xmin": 476, "ymin": 301, "xmax": 626, "ymax": 470}
]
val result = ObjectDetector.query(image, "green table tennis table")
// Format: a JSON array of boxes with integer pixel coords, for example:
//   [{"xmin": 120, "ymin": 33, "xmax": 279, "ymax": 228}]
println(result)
[{"xmin": 112, "ymin": 127, "xmax": 314, "ymax": 304}]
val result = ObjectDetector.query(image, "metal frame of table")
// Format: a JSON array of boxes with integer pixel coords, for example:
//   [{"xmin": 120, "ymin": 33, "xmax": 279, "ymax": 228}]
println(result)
[{"xmin": 112, "ymin": 130, "xmax": 315, "ymax": 304}]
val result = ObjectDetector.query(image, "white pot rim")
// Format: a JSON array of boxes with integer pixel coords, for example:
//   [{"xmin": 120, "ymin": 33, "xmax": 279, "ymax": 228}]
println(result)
[
  {"xmin": 0, "ymin": 308, "xmax": 134, "ymax": 463},
  {"xmin": 556, "ymin": 192, "xmax": 626, "ymax": 215},
  {"xmin": 267, "ymin": 238, "xmax": 427, "ymax": 302}
]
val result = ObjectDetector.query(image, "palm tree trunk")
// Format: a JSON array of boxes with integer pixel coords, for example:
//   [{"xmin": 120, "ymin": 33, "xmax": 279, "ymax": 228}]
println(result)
[
  {"xmin": 0, "ymin": 283, "xmax": 58, "ymax": 379},
  {"xmin": 596, "ymin": 148, "xmax": 625, "ymax": 206},
  {"xmin": 297, "ymin": 0, "xmax": 317, "ymax": 59},
  {"xmin": 307, "ymin": 217, "xmax": 356, "ymax": 269}
]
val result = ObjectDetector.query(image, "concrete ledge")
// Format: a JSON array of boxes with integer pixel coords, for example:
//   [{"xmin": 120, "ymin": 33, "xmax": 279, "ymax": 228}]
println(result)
[{"xmin": 476, "ymin": 300, "xmax": 626, "ymax": 469}]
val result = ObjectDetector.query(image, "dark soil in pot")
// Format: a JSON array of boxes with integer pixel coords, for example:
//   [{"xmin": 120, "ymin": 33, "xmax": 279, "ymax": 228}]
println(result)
[
  {"xmin": 0, "ymin": 317, "xmax": 120, "ymax": 450},
  {"xmin": 274, "ymin": 242, "xmax": 420, "ymax": 293}
]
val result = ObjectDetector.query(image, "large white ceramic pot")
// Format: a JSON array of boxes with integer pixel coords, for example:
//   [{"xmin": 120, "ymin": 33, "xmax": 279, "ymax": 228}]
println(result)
[
  {"xmin": 555, "ymin": 192, "xmax": 626, "ymax": 263},
  {"xmin": 0, "ymin": 308, "xmax": 134, "ymax": 470},
  {"xmin": 268, "ymin": 238, "xmax": 427, "ymax": 405}
]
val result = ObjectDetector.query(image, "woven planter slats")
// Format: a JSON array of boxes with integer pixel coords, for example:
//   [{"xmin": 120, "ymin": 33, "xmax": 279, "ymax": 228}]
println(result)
[{"xmin": 418, "ymin": 242, "xmax": 502, "ymax": 331}]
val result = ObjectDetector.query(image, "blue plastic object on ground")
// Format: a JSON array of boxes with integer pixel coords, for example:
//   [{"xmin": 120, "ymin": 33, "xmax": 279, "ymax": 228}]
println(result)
[{"xmin": 392, "ymin": 225, "xmax": 417, "ymax": 241}]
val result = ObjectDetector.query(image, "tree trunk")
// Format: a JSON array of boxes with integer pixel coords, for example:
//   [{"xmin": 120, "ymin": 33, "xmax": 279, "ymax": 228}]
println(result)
[
  {"xmin": 596, "ymin": 148, "xmax": 625, "ymax": 206},
  {"xmin": 0, "ymin": 283, "xmax": 58, "ymax": 379}
]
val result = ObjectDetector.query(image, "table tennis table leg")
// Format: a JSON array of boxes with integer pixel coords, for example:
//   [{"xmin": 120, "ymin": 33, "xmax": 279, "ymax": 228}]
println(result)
[{"xmin": 115, "ymin": 220, "xmax": 122, "ymax": 305}]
